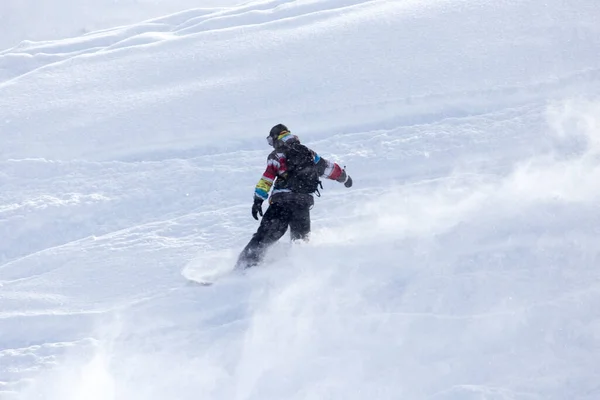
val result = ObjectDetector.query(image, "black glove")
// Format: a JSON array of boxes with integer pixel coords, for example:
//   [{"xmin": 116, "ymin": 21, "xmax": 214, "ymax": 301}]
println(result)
[
  {"xmin": 344, "ymin": 175, "xmax": 353, "ymax": 188},
  {"xmin": 252, "ymin": 198, "xmax": 264, "ymax": 220},
  {"xmin": 337, "ymin": 167, "xmax": 353, "ymax": 188}
]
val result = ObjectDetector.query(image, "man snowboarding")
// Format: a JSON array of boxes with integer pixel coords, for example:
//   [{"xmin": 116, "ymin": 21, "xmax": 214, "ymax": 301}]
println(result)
[{"xmin": 235, "ymin": 124, "xmax": 353, "ymax": 269}]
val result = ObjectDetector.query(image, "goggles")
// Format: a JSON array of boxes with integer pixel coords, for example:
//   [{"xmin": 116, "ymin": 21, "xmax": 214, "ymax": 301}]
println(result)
[{"xmin": 267, "ymin": 130, "xmax": 290, "ymax": 146}]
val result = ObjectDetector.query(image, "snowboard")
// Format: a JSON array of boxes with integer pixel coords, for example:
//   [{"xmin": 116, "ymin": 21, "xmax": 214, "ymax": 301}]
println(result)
[{"xmin": 181, "ymin": 249, "xmax": 238, "ymax": 286}]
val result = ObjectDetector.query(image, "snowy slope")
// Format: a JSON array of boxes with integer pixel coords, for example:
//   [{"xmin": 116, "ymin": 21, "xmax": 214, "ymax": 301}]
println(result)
[
  {"xmin": 0, "ymin": 0, "xmax": 244, "ymax": 50},
  {"xmin": 1, "ymin": 0, "xmax": 600, "ymax": 399}
]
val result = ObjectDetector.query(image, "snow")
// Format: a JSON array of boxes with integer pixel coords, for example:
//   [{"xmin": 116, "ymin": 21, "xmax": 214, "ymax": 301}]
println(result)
[
  {"xmin": 1, "ymin": 0, "xmax": 600, "ymax": 399},
  {"xmin": 0, "ymin": 0, "xmax": 245, "ymax": 50}
]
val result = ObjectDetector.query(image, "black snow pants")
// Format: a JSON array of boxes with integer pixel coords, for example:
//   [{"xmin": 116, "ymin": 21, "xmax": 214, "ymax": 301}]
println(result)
[{"xmin": 236, "ymin": 201, "xmax": 311, "ymax": 269}]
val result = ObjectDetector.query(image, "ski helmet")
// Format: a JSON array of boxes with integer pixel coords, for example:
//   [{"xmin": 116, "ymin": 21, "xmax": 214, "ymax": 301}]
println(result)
[{"xmin": 267, "ymin": 123, "xmax": 289, "ymax": 146}]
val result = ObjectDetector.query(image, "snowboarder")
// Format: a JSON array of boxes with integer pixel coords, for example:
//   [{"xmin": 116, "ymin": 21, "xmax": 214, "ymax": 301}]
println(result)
[{"xmin": 235, "ymin": 124, "xmax": 353, "ymax": 269}]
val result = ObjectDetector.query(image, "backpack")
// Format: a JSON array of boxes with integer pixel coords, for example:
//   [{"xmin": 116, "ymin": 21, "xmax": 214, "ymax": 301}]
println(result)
[{"xmin": 284, "ymin": 143, "xmax": 322, "ymax": 195}]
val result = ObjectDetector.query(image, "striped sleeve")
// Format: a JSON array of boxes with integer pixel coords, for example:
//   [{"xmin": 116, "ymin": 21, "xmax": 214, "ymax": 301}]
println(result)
[
  {"xmin": 254, "ymin": 157, "xmax": 280, "ymax": 200},
  {"xmin": 315, "ymin": 153, "xmax": 345, "ymax": 182}
]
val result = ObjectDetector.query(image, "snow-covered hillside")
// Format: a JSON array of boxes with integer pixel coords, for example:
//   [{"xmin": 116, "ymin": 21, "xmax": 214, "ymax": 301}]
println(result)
[
  {"xmin": 1, "ymin": 0, "xmax": 600, "ymax": 399},
  {"xmin": 0, "ymin": 0, "xmax": 244, "ymax": 50}
]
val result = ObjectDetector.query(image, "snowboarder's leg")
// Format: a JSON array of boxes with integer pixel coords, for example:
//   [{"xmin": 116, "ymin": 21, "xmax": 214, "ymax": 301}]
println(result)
[
  {"xmin": 289, "ymin": 204, "xmax": 311, "ymax": 242},
  {"xmin": 235, "ymin": 203, "xmax": 292, "ymax": 269}
]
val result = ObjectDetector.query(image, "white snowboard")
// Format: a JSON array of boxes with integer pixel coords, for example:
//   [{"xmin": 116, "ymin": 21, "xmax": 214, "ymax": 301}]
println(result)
[{"xmin": 181, "ymin": 249, "xmax": 237, "ymax": 286}]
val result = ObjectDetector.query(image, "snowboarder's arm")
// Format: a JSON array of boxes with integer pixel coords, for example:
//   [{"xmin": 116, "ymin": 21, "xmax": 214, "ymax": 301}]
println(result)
[
  {"xmin": 314, "ymin": 153, "xmax": 349, "ymax": 184},
  {"xmin": 254, "ymin": 156, "xmax": 279, "ymax": 200}
]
